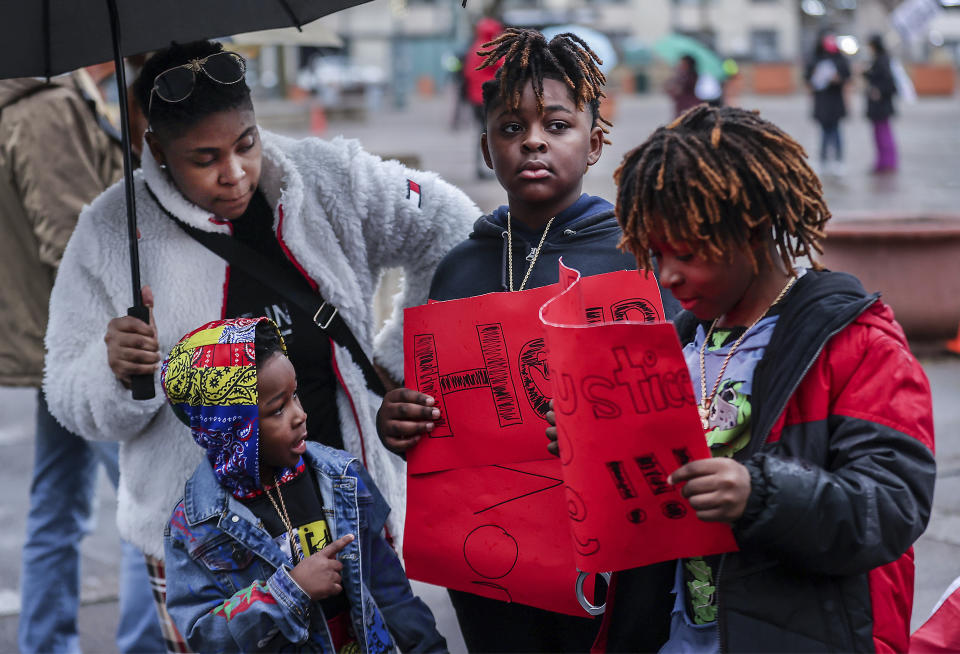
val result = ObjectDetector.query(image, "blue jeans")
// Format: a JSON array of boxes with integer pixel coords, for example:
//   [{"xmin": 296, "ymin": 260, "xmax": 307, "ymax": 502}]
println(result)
[
  {"xmin": 18, "ymin": 391, "xmax": 164, "ymax": 654},
  {"xmin": 819, "ymin": 122, "xmax": 843, "ymax": 162}
]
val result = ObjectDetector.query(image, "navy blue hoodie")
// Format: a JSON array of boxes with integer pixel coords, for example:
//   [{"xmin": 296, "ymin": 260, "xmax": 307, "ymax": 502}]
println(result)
[
  {"xmin": 429, "ymin": 194, "xmax": 680, "ymax": 318},
  {"xmin": 427, "ymin": 194, "xmax": 679, "ymax": 652}
]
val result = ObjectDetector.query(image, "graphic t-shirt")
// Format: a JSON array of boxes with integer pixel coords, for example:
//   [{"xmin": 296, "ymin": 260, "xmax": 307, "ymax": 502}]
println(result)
[
  {"xmin": 243, "ymin": 467, "xmax": 352, "ymax": 644},
  {"xmin": 678, "ymin": 311, "xmax": 780, "ymax": 625},
  {"xmin": 224, "ymin": 191, "xmax": 343, "ymax": 448},
  {"xmin": 660, "ymin": 273, "xmax": 804, "ymax": 654}
]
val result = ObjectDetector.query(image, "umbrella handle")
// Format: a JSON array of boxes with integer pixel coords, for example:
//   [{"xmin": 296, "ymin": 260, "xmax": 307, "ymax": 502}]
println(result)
[
  {"xmin": 107, "ymin": 0, "xmax": 152, "ymax": 401},
  {"xmin": 126, "ymin": 305, "xmax": 156, "ymax": 400}
]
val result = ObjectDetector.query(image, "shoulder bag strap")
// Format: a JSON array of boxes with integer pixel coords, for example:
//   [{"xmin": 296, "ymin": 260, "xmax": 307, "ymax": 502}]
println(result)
[{"xmin": 149, "ymin": 189, "xmax": 386, "ymax": 396}]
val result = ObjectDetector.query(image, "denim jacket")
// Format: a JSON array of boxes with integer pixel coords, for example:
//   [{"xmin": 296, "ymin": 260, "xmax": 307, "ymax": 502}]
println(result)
[{"xmin": 164, "ymin": 442, "xmax": 447, "ymax": 653}]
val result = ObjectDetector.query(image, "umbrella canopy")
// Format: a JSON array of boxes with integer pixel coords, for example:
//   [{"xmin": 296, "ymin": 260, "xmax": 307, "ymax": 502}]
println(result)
[
  {"xmin": 0, "ymin": 0, "xmax": 369, "ymax": 79},
  {"xmin": 540, "ymin": 24, "xmax": 618, "ymax": 75},
  {"xmin": 621, "ymin": 36, "xmax": 653, "ymax": 69},
  {"xmin": 0, "ymin": 0, "xmax": 374, "ymax": 398},
  {"xmin": 232, "ymin": 22, "xmax": 344, "ymax": 49},
  {"xmin": 653, "ymin": 33, "xmax": 725, "ymax": 80}
]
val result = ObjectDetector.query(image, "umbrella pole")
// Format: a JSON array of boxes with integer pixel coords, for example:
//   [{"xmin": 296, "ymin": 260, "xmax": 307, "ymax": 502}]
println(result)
[{"xmin": 107, "ymin": 0, "xmax": 155, "ymax": 400}]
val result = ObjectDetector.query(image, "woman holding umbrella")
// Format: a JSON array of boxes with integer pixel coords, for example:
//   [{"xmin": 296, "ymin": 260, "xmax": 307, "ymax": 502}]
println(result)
[
  {"xmin": 664, "ymin": 54, "xmax": 700, "ymax": 118},
  {"xmin": 43, "ymin": 40, "xmax": 479, "ymax": 645}
]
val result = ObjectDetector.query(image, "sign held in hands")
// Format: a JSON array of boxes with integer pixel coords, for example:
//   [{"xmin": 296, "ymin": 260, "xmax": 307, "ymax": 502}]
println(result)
[
  {"xmin": 403, "ymin": 262, "xmax": 736, "ymax": 616},
  {"xmin": 540, "ymin": 262, "xmax": 738, "ymax": 573}
]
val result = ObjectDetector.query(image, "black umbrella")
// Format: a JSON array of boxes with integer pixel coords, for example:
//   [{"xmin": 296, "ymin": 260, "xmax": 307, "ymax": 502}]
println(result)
[{"xmin": 0, "ymin": 0, "xmax": 373, "ymax": 398}]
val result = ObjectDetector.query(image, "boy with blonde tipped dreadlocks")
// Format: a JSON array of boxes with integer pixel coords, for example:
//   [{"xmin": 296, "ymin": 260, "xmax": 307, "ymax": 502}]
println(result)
[
  {"xmin": 375, "ymin": 28, "xmax": 679, "ymax": 653},
  {"xmin": 587, "ymin": 105, "xmax": 936, "ymax": 652}
]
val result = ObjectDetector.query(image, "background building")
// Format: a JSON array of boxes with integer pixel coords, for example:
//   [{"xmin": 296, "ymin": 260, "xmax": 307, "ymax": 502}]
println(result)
[{"xmin": 247, "ymin": 0, "xmax": 959, "ymax": 105}]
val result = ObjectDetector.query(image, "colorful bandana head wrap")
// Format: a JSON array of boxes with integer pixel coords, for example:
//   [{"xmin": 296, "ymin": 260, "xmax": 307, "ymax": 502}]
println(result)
[{"xmin": 160, "ymin": 317, "xmax": 303, "ymax": 499}]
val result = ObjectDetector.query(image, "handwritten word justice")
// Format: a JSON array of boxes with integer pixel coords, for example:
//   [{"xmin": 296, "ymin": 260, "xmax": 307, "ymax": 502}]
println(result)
[{"xmin": 553, "ymin": 346, "xmax": 696, "ymax": 419}]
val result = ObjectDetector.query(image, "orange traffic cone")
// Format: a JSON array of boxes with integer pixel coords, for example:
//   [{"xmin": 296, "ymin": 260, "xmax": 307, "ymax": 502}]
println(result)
[
  {"xmin": 310, "ymin": 103, "xmax": 327, "ymax": 136},
  {"xmin": 947, "ymin": 321, "xmax": 960, "ymax": 355}
]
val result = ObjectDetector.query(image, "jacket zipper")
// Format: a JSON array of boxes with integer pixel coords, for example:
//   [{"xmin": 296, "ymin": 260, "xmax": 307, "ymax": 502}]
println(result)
[
  {"xmin": 329, "ymin": 339, "xmax": 369, "ymax": 467},
  {"xmin": 274, "ymin": 204, "xmax": 320, "ymax": 293}
]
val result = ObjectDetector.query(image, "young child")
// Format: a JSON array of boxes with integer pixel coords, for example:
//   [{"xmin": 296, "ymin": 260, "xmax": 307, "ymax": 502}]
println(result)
[
  {"xmin": 161, "ymin": 317, "xmax": 446, "ymax": 654},
  {"xmin": 592, "ymin": 105, "xmax": 936, "ymax": 652},
  {"xmin": 376, "ymin": 28, "xmax": 679, "ymax": 653}
]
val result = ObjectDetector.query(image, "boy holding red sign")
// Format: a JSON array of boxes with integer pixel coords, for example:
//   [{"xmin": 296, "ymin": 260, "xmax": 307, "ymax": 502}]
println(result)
[
  {"xmin": 377, "ymin": 28, "xmax": 678, "ymax": 654},
  {"xmin": 587, "ymin": 105, "xmax": 936, "ymax": 652}
]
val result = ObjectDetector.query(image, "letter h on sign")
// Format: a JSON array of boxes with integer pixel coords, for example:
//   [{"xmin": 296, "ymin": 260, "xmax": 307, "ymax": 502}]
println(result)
[{"xmin": 413, "ymin": 324, "xmax": 523, "ymax": 438}]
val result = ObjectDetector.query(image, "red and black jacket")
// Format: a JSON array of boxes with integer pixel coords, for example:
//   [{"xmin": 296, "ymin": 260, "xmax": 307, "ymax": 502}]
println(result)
[{"xmin": 596, "ymin": 269, "xmax": 936, "ymax": 653}]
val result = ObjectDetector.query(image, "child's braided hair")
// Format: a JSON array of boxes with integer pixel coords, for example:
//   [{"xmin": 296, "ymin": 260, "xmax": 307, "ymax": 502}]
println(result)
[
  {"xmin": 477, "ymin": 27, "xmax": 612, "ymax": 141},
  {"xmin": 615, "ymin": 105, "xmax": 830, "ymax": 272}
]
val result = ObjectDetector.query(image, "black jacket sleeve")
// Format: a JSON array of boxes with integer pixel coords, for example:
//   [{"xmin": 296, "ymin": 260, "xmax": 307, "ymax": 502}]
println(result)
[{"xmin": 734, "ymin": 323, "xmax": 936, "ymax": 576}]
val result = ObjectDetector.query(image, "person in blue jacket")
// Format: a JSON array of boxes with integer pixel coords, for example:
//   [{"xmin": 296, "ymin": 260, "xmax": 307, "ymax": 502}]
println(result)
[
  {"xmin": 375, "ymin": 28, "xmax": 678, "ymax": 653},
  {"xmin": 161, "ymin": 317, "xmax": 446, "ymax": 653}
]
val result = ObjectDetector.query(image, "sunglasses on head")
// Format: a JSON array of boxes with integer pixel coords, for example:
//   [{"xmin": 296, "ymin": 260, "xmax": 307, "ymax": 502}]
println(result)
[{"xmin": 147, "ymin": 51, "xmax": 246, "ymax": 126}]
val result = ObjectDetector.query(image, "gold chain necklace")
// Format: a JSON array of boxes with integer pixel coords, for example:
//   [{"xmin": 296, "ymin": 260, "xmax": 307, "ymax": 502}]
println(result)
[
  {"xmin": 263, "ymin": 474, "xmax": 302, "ymax": 562},
  {"xmin": 507, "ymin": 211, "xmax": 556, "ymax": 292},
  {"xmin": 698, "ymin": 275, "xmax": 797, "ymax": 430}
]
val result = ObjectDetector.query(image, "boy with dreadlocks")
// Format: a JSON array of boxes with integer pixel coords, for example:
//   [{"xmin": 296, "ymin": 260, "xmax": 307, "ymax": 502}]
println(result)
[
  {"xmin": 375, "ymin": 27, "xmax": 679, "ymax": 653},
  {"xmin": 588, "ymin": 105, "xmax": 936, "ymax": 652}
]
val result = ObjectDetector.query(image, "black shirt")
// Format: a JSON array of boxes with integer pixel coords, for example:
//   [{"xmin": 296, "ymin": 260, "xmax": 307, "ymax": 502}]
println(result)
[
  {"xmin": 224, "ymin": 191, "xmax": 343, "ymax": 448},
  {"xmin": 242, "ymin": 468, "xmax": 349, "ymax": 618}
]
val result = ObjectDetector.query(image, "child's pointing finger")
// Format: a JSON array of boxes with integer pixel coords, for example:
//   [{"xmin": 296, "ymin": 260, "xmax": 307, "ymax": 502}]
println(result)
[{"xmin": 320, "ymin": 533, "xmax": 355, "ymax": 558}]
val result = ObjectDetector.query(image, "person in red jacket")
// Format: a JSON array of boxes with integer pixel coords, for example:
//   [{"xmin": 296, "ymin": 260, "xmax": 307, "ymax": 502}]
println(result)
[
  {"xmin": 556, "ymin": 105, "xmax": 936, "ymax": 652},
  {"xmin": 463, "ymin": 16, "xmax": 503, "ymax": 178}
]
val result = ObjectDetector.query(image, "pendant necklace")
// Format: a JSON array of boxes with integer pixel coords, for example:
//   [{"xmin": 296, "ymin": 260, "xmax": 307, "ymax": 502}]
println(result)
[
  {"xmin": 264, "ymin": 474, "xmax": 303, "ymax": 563},
  {"xmin": 507, "ymin": 211, "xmax": 556, "ymax": 292},
  {"xmin": 698, "ymin": 276, "xmax": 797, "ymax": 431}
]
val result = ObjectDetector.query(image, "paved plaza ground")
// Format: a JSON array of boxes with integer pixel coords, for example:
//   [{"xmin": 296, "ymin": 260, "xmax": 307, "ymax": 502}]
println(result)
[{"xmin": 1, "ymin": 88, "xmax": 958, "ymax": 652}]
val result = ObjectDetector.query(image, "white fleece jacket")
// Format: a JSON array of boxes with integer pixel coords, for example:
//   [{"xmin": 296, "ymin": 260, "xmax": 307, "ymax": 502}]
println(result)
[{"xmin": 43, "ymin": 130, "xmax": 478, "ymax": 558}]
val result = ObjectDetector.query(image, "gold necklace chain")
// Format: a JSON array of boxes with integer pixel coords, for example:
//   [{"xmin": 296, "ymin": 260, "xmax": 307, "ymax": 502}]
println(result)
[
  {"xmin": 698, "ymin": 275, "xmax": 797, "ymax": 430},
  {"xmin": 507, "ymin": 211, "xmax": 556, "ymax": 292},
  {"xmin": 263, "ymin": 474, "xmax": 301, "ymax": 562}
]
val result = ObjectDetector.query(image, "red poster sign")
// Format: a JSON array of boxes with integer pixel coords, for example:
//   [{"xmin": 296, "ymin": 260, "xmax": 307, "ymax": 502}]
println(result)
[
  {"xmin": 404, "ymin": 460, "xmax": 591, "ymax": 616},
  {"xmin": 403, "ymin": 264, "xmax": 735, "ymax": 616},
  {"xmin": 403, "ymin": 270, "xmax": 664, "ymax": 475},
  {"xmin": 541, "ymin": 263, "xmax": 738, "ymax": 573}
]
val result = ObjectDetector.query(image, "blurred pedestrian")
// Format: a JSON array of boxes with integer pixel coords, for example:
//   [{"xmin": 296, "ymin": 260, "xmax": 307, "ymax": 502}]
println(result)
[
  {"xmin": 463, "ymin": 16, "xmax": 504, "ymax": 178},
  {"xmin": 864, "ymin": 33, "xmax": 899, "ymax": 174},
  {"xmin": 805, "ymin": 31, "xmax": 851, "ymax": 177},
  {"xmin": 446, "ymin": 48, "xmax": 468, "ymax": 130},
  {"xmin": 720, "ymin": 58, "xmax": 741, "ymax": 106},
  {"xmin": 665, "ymin": 55, "xmax": 700, "ymax": 118},
  {"xmin": 0, "ymin": 64, "xmax": 163, "ymax": 654}
]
